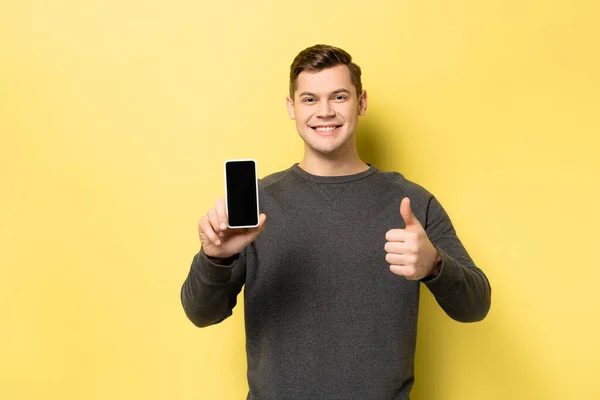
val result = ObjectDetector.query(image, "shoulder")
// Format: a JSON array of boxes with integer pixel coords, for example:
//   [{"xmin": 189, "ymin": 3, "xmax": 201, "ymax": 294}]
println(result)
[
  {"xmin": 377, "ymin": 170, "xmax": 433, "ymax": 199},
  {"xmin": 376, "ymin": 169, "xmax": 456, "ymax": 232},
  {"xmin": 258, "ymin": 167, "xmax": 299, "ymax": 195},
  {"xmin": 259, "ymin": 168, "xmax": 293, "ymax": 188},
  {"xmin": 373, "ymin": 169, "xmax": 436, "ymax": 220},
  {"xmin": 256, "ymin": 167, "xmax": 302, "ymax": 212}
]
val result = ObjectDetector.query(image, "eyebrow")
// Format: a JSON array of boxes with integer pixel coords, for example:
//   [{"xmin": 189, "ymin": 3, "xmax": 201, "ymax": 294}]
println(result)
[{"xmin": 298, "ymin": 89, "xmax": 352, "ymax": 97}]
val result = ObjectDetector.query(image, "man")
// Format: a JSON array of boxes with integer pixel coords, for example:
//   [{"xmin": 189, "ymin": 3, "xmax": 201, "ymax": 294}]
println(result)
[{"xmin": 181, "ymin": 44, "xmax": 491, "ymax": 400}]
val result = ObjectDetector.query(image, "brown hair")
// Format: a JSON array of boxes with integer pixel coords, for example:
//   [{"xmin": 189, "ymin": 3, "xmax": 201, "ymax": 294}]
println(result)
[{"xmin": 289, "ymin": 44, "xmax": 362, "ymax": 99}]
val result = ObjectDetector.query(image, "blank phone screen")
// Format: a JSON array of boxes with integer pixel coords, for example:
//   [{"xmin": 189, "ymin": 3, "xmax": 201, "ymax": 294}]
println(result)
[{"xmin": 225, "ymin": 160, "xmax": 259, "ymax": 227}]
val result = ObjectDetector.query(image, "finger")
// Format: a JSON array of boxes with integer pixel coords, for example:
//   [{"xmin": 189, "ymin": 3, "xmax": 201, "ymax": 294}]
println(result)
[
  {"xmin": 384, "ymin": 241, "xmax": 416, "ymax": 254},
  {"xmin": 207, "ymin": 209, "xmax": 221, "ymax": 233},
  {"xmin": 386, "ymin": 253, "xmax": 416, "ymax": 266},
  {"xmin": 389, "ymin": 264, "xmax": 416, "ymax": 279},
  {"xmin": 385, "ymin": 229, "xmax": 417, "ymax": 242},
  {"xmin": 257, "ymin": 213, "xmax": 267, "ymax": 230},
  {"xmin": 215, "ymin": 198, "xmax": 228, "ymax": 230},
  {"xmin": 198, "ymin": 229, "xmax": 210, "ymax": 244},
  {"xmin": 245, "ymin": 213, "xmax": 267, "ymax": 242},
  {"xmin": 400, "ymin": 197, "xmax": 421, "ymax": 229},
  {"xmin": 199, "ymin": 216, "xmax": 221, "ymax": 245}
]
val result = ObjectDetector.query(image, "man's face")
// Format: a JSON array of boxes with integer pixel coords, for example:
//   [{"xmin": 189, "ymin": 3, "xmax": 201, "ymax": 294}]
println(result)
[{"xmin": 287, "ymin": 64, "xmax": 367, "ymax": 156}]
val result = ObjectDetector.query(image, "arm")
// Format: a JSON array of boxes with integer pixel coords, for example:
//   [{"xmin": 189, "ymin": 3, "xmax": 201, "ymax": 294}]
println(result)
[
  {"xmin": 180, "ymin": 250, "xmax": 245, "ymax": 327},
  {"xmin": 181, "ymin": 198, "xmax": 267, "ymax": 327},
  {"xmin": 422, "ymin": 196, "xmax": 491, "ymax": 322}
]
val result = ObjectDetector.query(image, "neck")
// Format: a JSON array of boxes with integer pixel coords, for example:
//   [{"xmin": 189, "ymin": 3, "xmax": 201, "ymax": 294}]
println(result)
[{"xmin": 299, "ymin": 144, "xmax": 369, "ymax": 177}]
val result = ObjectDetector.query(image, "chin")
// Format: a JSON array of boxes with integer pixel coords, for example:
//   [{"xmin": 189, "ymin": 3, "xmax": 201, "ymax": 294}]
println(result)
[
  {"xmin": 299, "ymin": 131, "xmax": 353, "ymax": 155},
  {"xmin": 307, "ymin": 142, "xmax": 348, "ymax": 155}
]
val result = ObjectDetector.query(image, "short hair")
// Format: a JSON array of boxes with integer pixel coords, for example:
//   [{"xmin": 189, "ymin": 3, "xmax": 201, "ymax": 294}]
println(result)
[{"xmin": 289, "ymin": 44, "xmax": 362, "ymax": 99}]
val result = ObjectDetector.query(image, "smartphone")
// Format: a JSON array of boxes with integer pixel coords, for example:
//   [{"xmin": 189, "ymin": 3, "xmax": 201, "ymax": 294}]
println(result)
[{"xmin": 224, "ymin": 159, "xmax": 260, "ymax": 228}]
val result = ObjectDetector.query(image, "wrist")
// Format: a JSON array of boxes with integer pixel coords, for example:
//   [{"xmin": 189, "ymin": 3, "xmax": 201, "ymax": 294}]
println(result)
[
  {"xmin": 429, "ymin": 251, "xmax": 442, "ymax": 278},
  {"xmin": 202, "ymin": 249, "xmax": 239, "ymax": 266}
]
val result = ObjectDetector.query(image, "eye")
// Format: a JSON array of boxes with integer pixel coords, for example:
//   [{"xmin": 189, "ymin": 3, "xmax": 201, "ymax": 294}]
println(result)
[
  {"xmin": 333, "ymin": 94, "xmax": 348, "ymax": 101},
  {"xmin": 302, "ymin": 97, "xmax": 316, "ymax": 104}
]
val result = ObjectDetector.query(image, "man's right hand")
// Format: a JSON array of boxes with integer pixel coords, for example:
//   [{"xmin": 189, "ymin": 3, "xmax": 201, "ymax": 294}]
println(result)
[{"xmin": 198, "ymin": 198, "xmax": 267, "ymax": 259}]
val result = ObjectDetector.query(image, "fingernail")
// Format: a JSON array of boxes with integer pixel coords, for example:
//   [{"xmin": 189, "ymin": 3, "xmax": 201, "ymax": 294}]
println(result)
[
  {"xmin": 220, "ymin": 223, "xmax": 227, "ymax": 230},
  {"xmin": 215, "ymin": 240, "xmax": 221, "ymax": 245}
]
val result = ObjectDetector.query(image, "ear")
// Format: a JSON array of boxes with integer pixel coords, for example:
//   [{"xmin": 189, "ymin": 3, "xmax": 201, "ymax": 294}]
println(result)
[
  {"xmin": 286, "ymin": 96, "xmax": 296, "ymax": 120},
  {"xmin": 358, "ymin": 90, "xmax": 368, "ymax": 116}
]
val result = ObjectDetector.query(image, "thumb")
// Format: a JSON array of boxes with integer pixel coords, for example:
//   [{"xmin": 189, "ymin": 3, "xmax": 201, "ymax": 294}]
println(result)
[
  {"xmin": 247, "ymin": 213, "xmax": 267, "ymax": 240},
  {"xmin": 400, "ymin": 197, "xmax": 421, "ymax": 229},
  {"xmin": 256, "ymin": 213, "xmax": 267, "ymax": 231}
]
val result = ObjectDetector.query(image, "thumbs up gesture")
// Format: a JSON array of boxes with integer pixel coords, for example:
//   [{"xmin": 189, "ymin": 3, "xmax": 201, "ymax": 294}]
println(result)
[{"xmin": 385, "ymin": 197, "xmax": 442, "ymax": 280}]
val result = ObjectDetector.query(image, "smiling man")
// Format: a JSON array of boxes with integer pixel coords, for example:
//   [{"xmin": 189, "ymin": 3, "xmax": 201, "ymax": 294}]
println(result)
[
  {"xmin": 181, "ymin": 44, "xmax": 491, "ymax": 400},
  {"xmin": 287, "ymin": 61, "xmax": 367, "ymax": 175}
]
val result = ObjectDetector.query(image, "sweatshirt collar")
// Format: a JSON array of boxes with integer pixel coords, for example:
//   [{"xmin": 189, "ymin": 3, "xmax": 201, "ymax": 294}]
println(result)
[{"xmin": 291, "ymin": 163, "xmax": 377, "ymax": 184}]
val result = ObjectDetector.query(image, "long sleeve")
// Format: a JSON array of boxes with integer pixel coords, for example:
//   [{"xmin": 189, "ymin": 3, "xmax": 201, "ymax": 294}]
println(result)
[
  {"xmin": 180, "ymin": 249, "xmax": 246, "ymax": 327},
  {"xmin": 422, "ymin": 196, "xmax": 492, "ymax": 322}
]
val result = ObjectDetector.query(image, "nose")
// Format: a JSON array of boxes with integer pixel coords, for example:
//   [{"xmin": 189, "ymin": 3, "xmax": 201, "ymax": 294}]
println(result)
[{"xmin": 317, "ymin": 100, "xmax": 335, "ymax": 118}]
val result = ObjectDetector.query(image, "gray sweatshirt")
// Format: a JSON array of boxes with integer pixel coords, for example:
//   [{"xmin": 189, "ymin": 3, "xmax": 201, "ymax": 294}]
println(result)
[{"xmin": 181, "ymin": 164, "xmax": 491, "ymax": 400}]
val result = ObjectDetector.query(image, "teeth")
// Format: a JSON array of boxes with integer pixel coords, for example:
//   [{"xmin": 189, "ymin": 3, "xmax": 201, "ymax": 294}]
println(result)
[{"xmin": 315, "ymin": 126, "xmax": 336, "ymax": 132}]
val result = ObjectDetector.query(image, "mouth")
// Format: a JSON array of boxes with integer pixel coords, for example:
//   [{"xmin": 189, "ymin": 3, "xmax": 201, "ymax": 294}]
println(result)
[{"xmin": 310, "ymin": 124, "xmax": 342, "ymax": 135}]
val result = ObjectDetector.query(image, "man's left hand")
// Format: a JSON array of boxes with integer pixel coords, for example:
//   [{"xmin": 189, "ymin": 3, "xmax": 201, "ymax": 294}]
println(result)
[{"xmin": 384, "ymin": 197, "xmax": 441, "ymax": 280}]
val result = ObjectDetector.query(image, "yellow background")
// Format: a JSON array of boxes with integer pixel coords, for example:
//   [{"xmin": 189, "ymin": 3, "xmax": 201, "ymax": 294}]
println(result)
[{"xmin": 1, "ymin": 0, "xmax": 599, "ymax": 399}]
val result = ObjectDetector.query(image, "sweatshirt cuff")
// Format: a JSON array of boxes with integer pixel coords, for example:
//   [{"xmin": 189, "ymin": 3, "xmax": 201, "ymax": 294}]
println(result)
[
  {"xmin": 422, "ymin": 247, "xmax": 463, "ymax": 298},
  {"xmin": 191, "ymin": 250, "xmax": 239, "ymax": 284}
]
